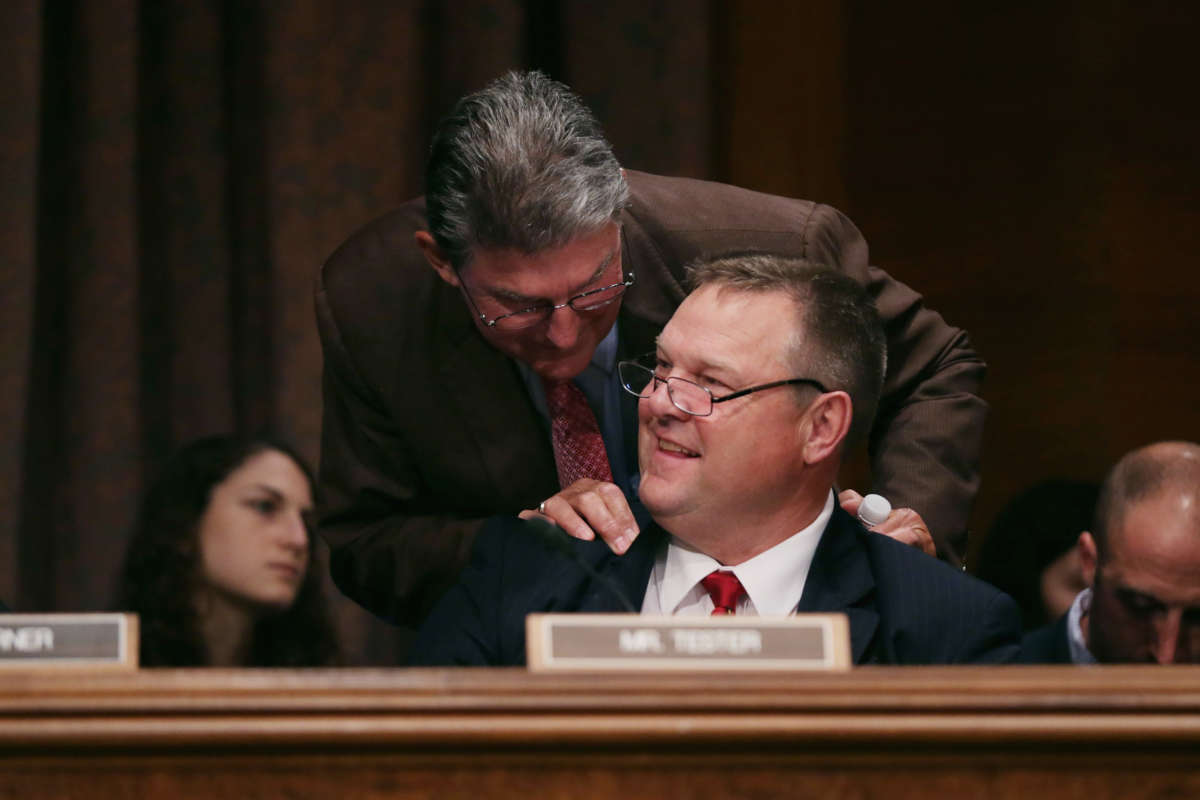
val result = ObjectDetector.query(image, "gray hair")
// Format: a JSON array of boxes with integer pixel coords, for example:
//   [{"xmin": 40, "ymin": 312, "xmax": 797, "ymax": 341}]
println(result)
[
  {"xmin": 685, "ymin": 253, "xmax": 887, "ymax": 446},
  {"xmin": 424, "ymin": 70, "xmax": 630, "ymax": 269},
  {"xmin": 1092, "ymin": 441, "xmax": 1200, "ymax": 561}
]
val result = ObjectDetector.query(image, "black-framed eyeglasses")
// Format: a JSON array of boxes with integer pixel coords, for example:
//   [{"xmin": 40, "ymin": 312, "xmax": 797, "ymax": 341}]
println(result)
[
  {"xmin": 457, "ymin": 268, "xmax": 636, "ymax": 331},
  {"xmin": 617, "ymin": 357, "xmax": 828, "ymax": 417}
]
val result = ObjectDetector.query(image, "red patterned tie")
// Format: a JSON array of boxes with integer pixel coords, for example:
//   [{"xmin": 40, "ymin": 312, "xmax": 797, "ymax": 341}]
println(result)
[
  {"xmin": 544, "ymin": 379, "xmax": 614, "ymax": 489},
  {"xmin": 701, "ymin": 570, "xmax": 746, "ymax": 616}
]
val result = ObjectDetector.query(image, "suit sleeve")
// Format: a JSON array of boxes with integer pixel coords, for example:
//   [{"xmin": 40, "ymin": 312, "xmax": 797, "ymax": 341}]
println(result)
[
  {"xmin": 957, "ymin": 589, "xmax": 1023, "ymax": 664},
  {"xmin": 315, "ymin": 272, "xmax": 482, "ymax": 627},
  {"xmin": 406, "ymin": 519, "xmax": 508, "ymax": 666},
  {"xmin": 806, "ymin": 204, "xmax": 987, "ymax": 565}
]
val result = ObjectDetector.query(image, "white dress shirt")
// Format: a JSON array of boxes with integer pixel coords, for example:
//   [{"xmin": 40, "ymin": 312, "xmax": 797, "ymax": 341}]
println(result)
[
  {"xmin": 1066, "ymin": 587, "xmax": 1098, "ymax": 664},
  {"xmin": 640, "ymin": 491, "xmax": 835, "ymax": 616}
]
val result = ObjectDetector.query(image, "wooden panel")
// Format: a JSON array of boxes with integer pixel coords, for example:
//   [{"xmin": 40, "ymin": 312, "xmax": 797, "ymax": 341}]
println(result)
[
  {"xmin": 719, "ymin": 0, "xmax": 847, "ymax": 209},
  {"xmin": 719, "ymin": 4, "xmax": 1200, "ymax": 561},
  {"xmin": 563, "ymin": 0, "xmax": 715, "ymax": 179},
  {"xmin": 1, "ymin": 667, "xmax": 1199, "ymax": 797},
  {"xmin": 837, "ymin": 4, "xmax": 1200, "ymax": 560}
]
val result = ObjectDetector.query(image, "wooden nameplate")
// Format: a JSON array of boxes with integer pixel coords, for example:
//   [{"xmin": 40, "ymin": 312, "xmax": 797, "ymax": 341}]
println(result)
[
  {"xmin": 0, "ymin": 613, "xmax": 138, "ymax": 670},
  {"xmin": 527, "ymin": 613, "xmax": 849, "ymax": 672}
]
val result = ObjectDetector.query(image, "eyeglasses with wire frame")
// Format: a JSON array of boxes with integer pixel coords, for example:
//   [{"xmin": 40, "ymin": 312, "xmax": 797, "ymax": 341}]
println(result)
[
  {"xmin": 458, "ymin": 268, "xmax": 636, "ymax": 331},
  {"xmin": 617, "ymin": 357, "xmax": 829, "ymax": 417}
]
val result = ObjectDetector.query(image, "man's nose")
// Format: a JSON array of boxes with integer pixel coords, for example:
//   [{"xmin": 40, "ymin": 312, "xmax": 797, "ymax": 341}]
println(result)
[
  {"xmin": 645, "ymin": 377, "xmax": 688, "ymax": 420},
  {"xmin": 1152, "ymin": 609, "xmax": 1184, "ymax": 664},
  {"xmin": 543, "ymin": 305, "xmax": 581, "ymax": 349}
]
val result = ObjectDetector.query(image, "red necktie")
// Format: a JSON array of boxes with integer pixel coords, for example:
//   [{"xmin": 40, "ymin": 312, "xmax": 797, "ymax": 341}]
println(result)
[
  {"xmin": 701, "ymin": 570, "xmax": 746, "ymax": 616},
  {"xmin": 544, "ymin": 379, "xmax": 614, "ymax": 489}
]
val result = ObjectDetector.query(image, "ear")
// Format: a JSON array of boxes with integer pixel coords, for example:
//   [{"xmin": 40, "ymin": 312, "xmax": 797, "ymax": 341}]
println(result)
[
  {"xmin": 415, "ymin": 231, "xmax": 460, "ymax": 287},
  {"xmin": 800, "ymin": 390, "xmax": 852, "ymax": 465},
  {"xmin": 1078, "ymin": 531, "xmax": 1098, "ymax": 587}
]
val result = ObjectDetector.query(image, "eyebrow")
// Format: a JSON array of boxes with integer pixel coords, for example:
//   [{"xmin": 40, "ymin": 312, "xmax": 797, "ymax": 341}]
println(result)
[
  {"xmin": 1115, "ymin": 586, "xmax": 1164, "ymax": 604},
  {"xmin": 247, "ymin": 484, "xmax": 314, "ymax": 511},
  {"xmin": 1110, "ymin": 578, "xmax": 1200, "ymax": 614},
  {"xmin": 486, "ymin": 247, "xmax": 618, "ymax": 304},
  {"xmin": 654, "ymin": 339, "xmax": 741, "ymax": 385}
]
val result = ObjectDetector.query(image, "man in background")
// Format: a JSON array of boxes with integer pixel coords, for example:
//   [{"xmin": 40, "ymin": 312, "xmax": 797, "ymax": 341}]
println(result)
[
  {"xmin": 316, "ymin": 70, "xmax": 986, "ymax": 628},
  {"xmin": 1022, "ymin": 441, "xmax": 1200, "ymax": 664}
]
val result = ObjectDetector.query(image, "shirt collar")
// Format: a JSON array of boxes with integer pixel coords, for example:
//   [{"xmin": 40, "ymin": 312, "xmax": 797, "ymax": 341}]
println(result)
[
  {"xmin": 657, "ymin": 491, "xmax": 835, "ymax": 615},
  {"xmin": 589, "ymin": 319, "xmax": 619, "ymax": 373},
  {"xmin": 514, "ymin": 320, "xmax": 619, "ymax": 416},
  {"xmin": 1066, "ymin": 587, "xmax": 1097, "ymax": 664}
]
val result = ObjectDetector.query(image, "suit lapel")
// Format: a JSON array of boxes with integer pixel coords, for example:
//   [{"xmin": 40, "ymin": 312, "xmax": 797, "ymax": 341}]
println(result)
[
  {"xmin": 565, "ymin": 513, "xmax": 880, "ymax": 663},
  {"xmin": 434, "ymin": 293, "xmax": 558, "ymax": 505},
  {"xmin": 617, "ymin": 310, "xmax": 662, "ymax": 362},
  {"xmin": 796, "ymin": 508, "xmax": 880, "ymax": 663},
  {"xmin": 574, "ymin": 524, "xmax": 663, "ymax": 613},
  {"xmin": 1053, "ymin": 613, "xmax": 1073, "ymax": 663}
]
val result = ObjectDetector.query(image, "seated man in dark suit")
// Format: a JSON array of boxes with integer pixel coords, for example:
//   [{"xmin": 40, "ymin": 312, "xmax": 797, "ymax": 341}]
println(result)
[
  {"xmin": 1021, "ymin": 441, "xmax": 1200, "ymax": 664},
  {"xmin": 409, "ymin": 254, "xmax": 1021, "ymax": 666}
]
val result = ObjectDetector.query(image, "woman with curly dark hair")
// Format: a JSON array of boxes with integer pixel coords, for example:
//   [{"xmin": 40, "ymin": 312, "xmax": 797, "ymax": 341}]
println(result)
[{"xmin": 117, "ymin": 435, "xmax": 339, "ymax": 666}]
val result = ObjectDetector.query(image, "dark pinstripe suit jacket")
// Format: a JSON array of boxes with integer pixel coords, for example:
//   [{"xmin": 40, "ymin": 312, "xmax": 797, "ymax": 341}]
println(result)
[
  {"xmin": 1019, "ymin": 614, "xmax": 1074, "ymax": 663},
  {"xmin": 409, "ymin": 507, "xmax": 1022, "ymax": 666}
]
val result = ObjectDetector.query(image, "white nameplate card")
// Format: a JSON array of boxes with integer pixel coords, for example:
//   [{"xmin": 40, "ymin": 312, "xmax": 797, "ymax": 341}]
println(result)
[
  {"xmin": 526, "ymin": 613, "xmax": 850, "ymax": 672},
  {"xmin": 0, "ymin": 613, "xmax": 138, "ymax": 669}
]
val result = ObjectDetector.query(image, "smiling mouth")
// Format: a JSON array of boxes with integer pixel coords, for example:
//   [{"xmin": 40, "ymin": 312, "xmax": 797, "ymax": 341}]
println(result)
[{"xmin": 658, "ymin": 439, "xmax": 699, "ymax": 457}]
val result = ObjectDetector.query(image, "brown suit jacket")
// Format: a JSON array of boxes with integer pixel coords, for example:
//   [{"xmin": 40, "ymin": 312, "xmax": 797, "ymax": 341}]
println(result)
[{"xmin": 315, "ymin": 171, "xmax": 987, "ymax": 625}]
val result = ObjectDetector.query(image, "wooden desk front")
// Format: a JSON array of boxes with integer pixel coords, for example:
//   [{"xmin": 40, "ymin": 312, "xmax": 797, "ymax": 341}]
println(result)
[{"xmin": 2, "ymin": 666, "xmax": 1199, "ymax": 797}]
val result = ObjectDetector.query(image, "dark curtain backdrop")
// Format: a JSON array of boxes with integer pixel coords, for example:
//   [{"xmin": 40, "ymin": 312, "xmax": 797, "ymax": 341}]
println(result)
[
  {"xmin": 0, "ymin": 0, "xmax": 718, "ymax": 663},
  {"xmin": 3, "ymin": 1, "xmax": 1198, "ymax": 661}
]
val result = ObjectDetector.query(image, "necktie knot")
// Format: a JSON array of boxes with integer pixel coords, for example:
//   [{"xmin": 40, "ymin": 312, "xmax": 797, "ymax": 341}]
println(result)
[
  {"xmin": 543, "ymin": 378, "xmax": 613, "ymax": 489},
  {"xmin": 544, "ymin": 378, "xmax": 574, "ymax": 410},
  {"xmin": 700, "ymin": 570, "xmax": 746, "ymax": 616}
]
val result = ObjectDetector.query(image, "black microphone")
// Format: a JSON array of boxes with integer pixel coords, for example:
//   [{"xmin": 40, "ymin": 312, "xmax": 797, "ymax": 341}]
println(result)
[{"xmin": 523, "ymin": 516, "xmax": 638, "ymax": 613}]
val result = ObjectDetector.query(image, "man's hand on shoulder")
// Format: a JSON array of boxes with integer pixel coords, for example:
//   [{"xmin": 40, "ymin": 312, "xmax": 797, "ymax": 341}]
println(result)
[
  {"xmin": 520, "ymin": 479, "xmax": 640, "ymax": 555},
  {"xmin": 838, "ymin": 489, "xmax": 936, "ymax": 558}
]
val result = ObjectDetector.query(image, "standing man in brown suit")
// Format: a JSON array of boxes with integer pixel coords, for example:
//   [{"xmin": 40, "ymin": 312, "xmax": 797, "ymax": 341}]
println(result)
[{"xmin": 316, "ymin": 71, "xmax": 985, "ymax": 628}]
